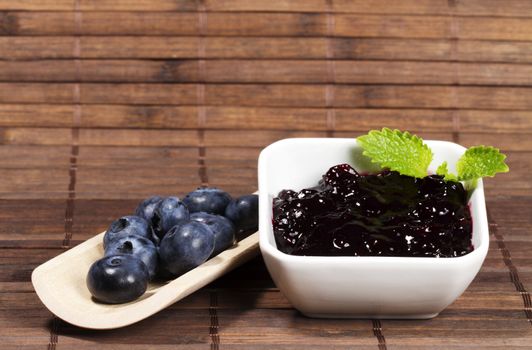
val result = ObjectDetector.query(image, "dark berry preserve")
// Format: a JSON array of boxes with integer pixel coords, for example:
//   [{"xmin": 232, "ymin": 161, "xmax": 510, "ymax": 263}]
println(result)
[{"xmin": 272, "ymin": 164, "xmax": 473, "ymax": 258}]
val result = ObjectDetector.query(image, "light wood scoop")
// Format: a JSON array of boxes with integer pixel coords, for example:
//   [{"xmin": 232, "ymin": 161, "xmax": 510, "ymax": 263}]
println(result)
[{"xmin": 32, "ymin": 230, "xmax": 259, "ymax": 329}]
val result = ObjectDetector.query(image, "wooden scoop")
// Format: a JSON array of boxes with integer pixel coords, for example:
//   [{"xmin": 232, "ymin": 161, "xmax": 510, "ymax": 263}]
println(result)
[{"xmin": 32, "ymin": 229, "xmax": 259, "ymax": 329}]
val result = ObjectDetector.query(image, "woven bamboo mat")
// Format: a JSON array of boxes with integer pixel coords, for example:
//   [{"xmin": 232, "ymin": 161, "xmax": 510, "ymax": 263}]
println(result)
[{"xmin": 1, "ymin": 1, "xmax": 532, "ymax": 349}]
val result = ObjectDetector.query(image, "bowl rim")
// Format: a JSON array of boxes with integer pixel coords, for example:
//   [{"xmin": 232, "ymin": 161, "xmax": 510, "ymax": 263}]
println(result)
[{"xmin": 258, "ymin": 137, "xmax": 489, "ymax": 265}]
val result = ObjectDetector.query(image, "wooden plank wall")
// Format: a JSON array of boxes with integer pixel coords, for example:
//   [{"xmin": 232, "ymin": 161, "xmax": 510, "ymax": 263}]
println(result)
[{"xmin": 1, "ymin": 1, "xmax": 531, "ymax": 349}]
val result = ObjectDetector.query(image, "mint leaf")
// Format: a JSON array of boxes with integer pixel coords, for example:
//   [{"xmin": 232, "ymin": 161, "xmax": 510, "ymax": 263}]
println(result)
[
  {"xmin": 357, "ymin": 128, "xmax": 433, "ymax": 178},
  {"xmin": 436, "ymin": 161, "xmax": 458, "ymax": 181},
  {"xmin": 357, "ymin": 128, "xmax": 509, "ymax": 187},
  {"xmin": 456, "ymin": 146, "xmax": 509, "ymax": 181}
]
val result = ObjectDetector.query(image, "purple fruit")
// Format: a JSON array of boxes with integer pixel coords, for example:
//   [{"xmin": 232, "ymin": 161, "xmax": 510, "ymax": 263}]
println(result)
[
  {"xmin": 183, "ymin": 187, "xmax": 232, "ymax": 215},
  {"xmin": 159, "ymin": 221, "xmax": 214, "ymax": 277},
  {"xmin": 152, "ymin": 197, "xmax": 189, "ymax": 239},
  {"xmin": 86, "ymin": 255, "xmax": 148, "ymax": 304},
  {"xmin": 224, "ymin": 195, "xmax": 259, "ymax": 234},
  {"xmin": 191, "ymin": 212, "xmax": 236, "ymax": 256},
  {"xmin": 105, "ymin": 235, "xmax": 158, "ymax": 280},
  {"xmin": 103, "ymin": 215, "xmax": 157, "ymax": 248}
]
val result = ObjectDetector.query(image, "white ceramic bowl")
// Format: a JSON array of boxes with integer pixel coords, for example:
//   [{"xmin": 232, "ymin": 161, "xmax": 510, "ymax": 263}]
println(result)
[{"xmin": 258, "ymin": 138, "xmax": 489, "ymax": 319}]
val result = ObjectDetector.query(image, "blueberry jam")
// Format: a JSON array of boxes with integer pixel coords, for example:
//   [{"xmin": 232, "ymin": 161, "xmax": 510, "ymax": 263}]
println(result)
[{"xmin": 272, "ymin": 164, "xmax": 473, "ymax": 257}]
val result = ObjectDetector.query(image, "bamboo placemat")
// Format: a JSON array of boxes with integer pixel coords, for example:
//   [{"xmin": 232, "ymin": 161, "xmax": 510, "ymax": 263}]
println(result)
[{"xmin": 1, "ymin": 1, "xmax": 532, "ymax": 349}]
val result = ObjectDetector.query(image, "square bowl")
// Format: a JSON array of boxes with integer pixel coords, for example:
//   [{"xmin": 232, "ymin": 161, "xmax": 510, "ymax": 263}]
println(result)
[{"xmin": 258, "ymin": 138, "xmax": 489, "ymax": 319}]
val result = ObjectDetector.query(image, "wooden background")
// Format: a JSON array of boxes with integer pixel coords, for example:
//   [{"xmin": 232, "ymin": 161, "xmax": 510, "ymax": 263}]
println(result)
[{"xmin": 1, "ymin": 1, "xmax": 532, "ymax": 349}]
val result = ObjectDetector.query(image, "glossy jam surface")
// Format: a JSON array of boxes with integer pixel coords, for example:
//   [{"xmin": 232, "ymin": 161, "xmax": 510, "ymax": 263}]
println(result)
[{"xmin": 272, "ymin": 164, "xmax": 473, "ymax": 257}]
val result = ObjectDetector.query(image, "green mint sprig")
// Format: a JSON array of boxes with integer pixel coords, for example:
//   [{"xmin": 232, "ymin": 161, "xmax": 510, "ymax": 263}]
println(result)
[
  {"xmin": 356, "ymin": 128, "xmax": 433, "ymax": 178},
  {"xmin": 357, "ymin": 128, "xmax": 509, "ymax": 185},
  {"xmin": 454, "ymin": 146, "xmax": 509, "ymax": 181},
  {"xmin": 435, "ymin": 161, "xmax": 458, "ymax": 181}
]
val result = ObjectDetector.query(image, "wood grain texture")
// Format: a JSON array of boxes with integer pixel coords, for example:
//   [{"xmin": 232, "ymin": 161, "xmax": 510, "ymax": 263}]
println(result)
[
  {"xmin": 0, "ymin": 12, "xmax": 531, "ymax": 40},
  {"xmin": 3, "ymin": 105, "xmax": 532, "ymax": 133},
  {"xmin": 0, "ymin": 0, "xmax": 531, "ymax": 349},
  {"xmin": 3, "ymin": 37, "xmax": 532, "ymax": 63},
  {"xmin": 1, "ymin": 59, "xmax": 532, "ymax": 85},
  {"xmin": 1, "ymin": 84, "xmax": 532, "ymax": 111},
  {"xmin": 1, "ymin": 0, "xmax": 532, "ymax": 18}
]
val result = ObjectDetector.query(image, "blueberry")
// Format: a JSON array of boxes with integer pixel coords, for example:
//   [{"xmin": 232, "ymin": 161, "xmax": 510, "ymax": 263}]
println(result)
[
  {"xmin": 86, "ymin": 255, "xmax": 149, "ymax": 304},
  {"xmin": 103, "ymin": 216, "xmax": 157, "ymax": 249},
  {"xmin": 191, "ymin": 212, "xmax": 236, "ymax": 256},
  {"xmin": 105, "ymin": 235, "xmax": 158, "ymax": 280},
  {"xmin": 135, "ymin": 196, "xmax": 163, "ymax": 223},
  {"xmin": 224, "ymin": 195, "xmax": 259, "ymax": 234},
  {"xmin": 152, "ymin": 197, "xmax": 190, "ymax": 239},
  {"xmin": 159, "ymin": 221, "xmax": 214, "ymax": 276},
  {"xmin": 183, "ymin": 187, "xmax": 232, "ymax": 215}
]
